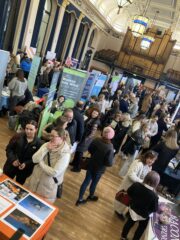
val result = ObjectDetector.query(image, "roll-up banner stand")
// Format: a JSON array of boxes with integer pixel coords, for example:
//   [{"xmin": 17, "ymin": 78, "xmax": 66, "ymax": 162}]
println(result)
[{"xmin": 28, "ymin": 56, "xmax": 41, "ymax": 92}]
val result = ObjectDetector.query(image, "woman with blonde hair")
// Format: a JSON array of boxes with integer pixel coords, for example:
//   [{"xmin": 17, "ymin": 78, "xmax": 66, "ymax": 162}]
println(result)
[
  {"xmin": 27, "ymin": 128, "xmax": 71, "ymax": 203},
  {"xmin": 152, "ymin": 130, "xmax": 179, "ymax": 178}
]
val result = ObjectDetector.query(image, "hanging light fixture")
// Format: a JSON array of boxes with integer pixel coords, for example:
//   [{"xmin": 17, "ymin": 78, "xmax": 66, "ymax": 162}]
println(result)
[
  {"xmin": 140, "ymin": 10, "xmax": 159, "ymax": 49},
  {"xmin": 141, "ymin": 35, "xmax": 154, "ymax": 49},
  {"xmin": 117, "ymin": 0, "xmax": 133, "ymax": 14},
  {"xmin": 131, "ymin": 0, "xmax": 151, "ymax": 37},
  {"xmin": 131, "ymin": 15, "xmax": 149, "ymax": 37}
]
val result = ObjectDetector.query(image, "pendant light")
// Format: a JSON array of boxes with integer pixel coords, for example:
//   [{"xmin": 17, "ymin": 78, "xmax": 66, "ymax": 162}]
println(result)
[{"xmin": 117, "ymin": 0, "xmax": 133, "ymax": 14}]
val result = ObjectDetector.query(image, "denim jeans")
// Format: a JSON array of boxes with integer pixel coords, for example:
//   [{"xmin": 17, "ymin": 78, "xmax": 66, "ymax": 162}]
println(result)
[{"xmin": 78, "ymin": 170, "xmax": 102, "ymax": 200}]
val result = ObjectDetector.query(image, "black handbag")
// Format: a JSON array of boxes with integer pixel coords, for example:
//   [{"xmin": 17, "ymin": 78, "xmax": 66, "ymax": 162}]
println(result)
[
  {"xmin": 80, "ymin": 157, "xmax": 90, "ymax": 170},
  {"xmin": 47, "ymin": 152, "xmax": 63, "ymax": 199}
]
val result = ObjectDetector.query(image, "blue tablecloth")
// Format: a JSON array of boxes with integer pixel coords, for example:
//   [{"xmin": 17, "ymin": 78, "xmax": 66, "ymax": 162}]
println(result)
[{"xmin": 0, "ymin": 95, "xmax": 9, "ymax": 110}]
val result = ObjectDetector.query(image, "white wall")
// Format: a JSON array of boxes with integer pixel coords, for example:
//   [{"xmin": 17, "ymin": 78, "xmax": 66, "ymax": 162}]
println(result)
[
  {"xmin": 96, "ymin": 31, "xmax": 123, "ymax": 52},
  {"xmin": 164, "ymin": 53, "xmax": 180, "ymax": 72}
]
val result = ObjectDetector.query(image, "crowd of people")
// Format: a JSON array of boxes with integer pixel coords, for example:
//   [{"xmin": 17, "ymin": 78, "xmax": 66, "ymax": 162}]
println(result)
[{"xmin": 2, "ymin": 63, "xmax": 180, "ymax": 239}]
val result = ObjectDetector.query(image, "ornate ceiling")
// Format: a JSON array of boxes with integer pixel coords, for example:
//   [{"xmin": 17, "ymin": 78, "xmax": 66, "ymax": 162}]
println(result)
[{"xmin": 70, "ymin": 0, "xmax": 180, "ymax": 47}]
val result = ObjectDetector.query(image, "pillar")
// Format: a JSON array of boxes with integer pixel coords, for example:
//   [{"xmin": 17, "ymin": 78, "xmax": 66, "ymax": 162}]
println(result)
[
  {"xmin": 51, "ymin": 0, "xmax": 69, "ymax": 53},
  {"xmin": 68, "ymin": 13, "xmax": 84, "ymax": 58},
  {"xmin": 12, "ymin": 0, "xmax": 26, "ymax": 54},
  {"xmin": 22, "ymin": 0, "xmax": 40, "ymax": 49},
  {"xmin": 80, "ymin": 23, "xmax": 95, "ymax": 63}
]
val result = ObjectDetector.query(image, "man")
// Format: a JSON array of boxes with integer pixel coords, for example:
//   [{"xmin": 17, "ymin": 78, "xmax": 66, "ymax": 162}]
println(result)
[
  {"xmin": 119, "ymin": 95, "xmax": 129, "ymax": 113},
  {"xmin": 63, "ymin": 109, "xmax": 77, "ymax": 146},
  {"xmin": 73, "ymin": 101, "xmax": 84, "ymax": 143}
]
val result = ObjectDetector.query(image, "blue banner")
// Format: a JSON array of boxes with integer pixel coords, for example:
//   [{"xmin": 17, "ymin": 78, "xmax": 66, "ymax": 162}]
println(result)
[
  {"xmin": 81, "ymin": 73, "xmax": 96, "ymax": 101},
  {"xmin": 90, "ymin": 73, "xmax": 107, "ymax": 97}
]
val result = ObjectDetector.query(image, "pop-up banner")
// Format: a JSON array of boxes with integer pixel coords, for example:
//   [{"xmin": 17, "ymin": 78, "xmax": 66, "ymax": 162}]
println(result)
[
  {"xmin": 90, "ymin": 72, "xmax": 107, "ymax": 97},
  {"xmin": 28, "ymin": 55, "xmax": 41, "ymax": 92},
  {"xmin": 58, "ymin": 67, "xmax": 88, "ymax": 103}
]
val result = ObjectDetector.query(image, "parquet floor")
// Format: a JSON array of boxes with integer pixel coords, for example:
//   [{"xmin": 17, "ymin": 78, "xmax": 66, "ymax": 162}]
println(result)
[{"xmin": 0, "ymin": 117, "xmax": 128, "ymax": 240}]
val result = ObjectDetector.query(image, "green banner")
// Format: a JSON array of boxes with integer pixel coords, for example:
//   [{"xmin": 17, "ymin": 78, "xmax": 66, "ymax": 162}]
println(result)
[
  {"xmin": 28, "ymin": 56, "xmax": 41, "ymax": 92},
  {"xmin": 38, "ymin": 108, "xmax": 51, "ymax": 137}
]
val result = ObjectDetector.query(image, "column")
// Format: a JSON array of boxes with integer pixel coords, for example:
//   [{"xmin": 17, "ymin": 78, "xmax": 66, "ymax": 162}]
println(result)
[
  {"xmin": 12, "ymin": 0, "xmax": 26, "ymax": 54},
  {"xmin": 22, "ymin": 0, "xmax": 40, "ymax": 49},
  {"xmin": 80, "ymin": 23, "xmax": 95, "ymax": 63},
  {"xmin": 68, "ymin": 13, "xmax": 84, "ymax": 58},
  {"xmin": 51, "ymin": 0, "xmax": 69, "ymax": 53}
]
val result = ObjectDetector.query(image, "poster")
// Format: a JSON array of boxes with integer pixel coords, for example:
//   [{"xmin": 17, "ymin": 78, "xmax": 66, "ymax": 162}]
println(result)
[
  {"xmin": 27, "ymin": 55, "xmax": 41, "ymax": 92},
  {"xmin": 81, "ymin": 73, "xmax": 96, "ymax": 100},
  {"xmin": 0, "ymin": 180, "xmax": 28, "ymax": 203},
  {"xmin": 19, "ymin": 195, "xmax": 54, "ymax": 222},
  {"xmin": 110, "ymin": 75, "xmax": 122, "ymax": 95},
  {"xmin": 46, "ymin": 51, "xmax": 56, "ymax": 60},
  {"xmin": 151, "ymin": 208, "xmax": 180, "ymax": 240},
  {"xmin": 0, "ymin": 195, "xmax": 12, "ymax": 214},
  {"xmin": 3, "ymin": 208, "xmax": 41, "ymax": 239},
  {"xmin": 58, "ymin": 67, "xmax": 88, "ymax": 103},
  {"xmin": 0, "ymin": 50, "xmax": 10, "ymax": 99},
  {"xmin": 90, "ymin": 73, "xmax": 107, "ymax": 96}
]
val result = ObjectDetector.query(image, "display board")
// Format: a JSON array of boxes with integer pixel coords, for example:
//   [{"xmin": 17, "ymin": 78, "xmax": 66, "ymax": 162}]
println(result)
[
  {"xmin": 81, "ymin": 73, "xmax": 96, "ymax": 101},
  {"xmin": 58, "ymin": 67, "xmax": 88, "ymax": 103},
  {"xmin": 0, "ymin": 175, "xmax": 58, "ymax": 240},
  {"xmin": 0, "ymin": 50, "xmax": 10, "ymax": 99},
  {"xmin": 38, "ymin": 72, "xmax": 60, "ymax": 137},
  {"xmin": 27, "ymin": 56, "xmax": 41, "ymax": 92},
  {"xmin": 110, "ymin": 75, "xmax": 122, "ymax": 95},
  {"xmin": 90, "ymin": 73, "xmax": 107, "ymax": 96}
]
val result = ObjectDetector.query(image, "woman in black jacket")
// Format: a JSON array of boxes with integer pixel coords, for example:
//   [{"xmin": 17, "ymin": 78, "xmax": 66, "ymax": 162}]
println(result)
[
  {"xmin": 152, "ymin": 130, "xmax": 179, "ymax": 178},
  {"xmin": 76, "ymin": 127, "xmax": 115, "ymax": 205},
  {"xmin": 3, "ymin": 120, "xmax": 42, "ymax": 184},
  {"xmin": 71, "ymin": 108, "xmax": 101, "ymax": 172},
  {"xmin": 121, "ymin": 171, "xmax": 160, "ymax": 240}
]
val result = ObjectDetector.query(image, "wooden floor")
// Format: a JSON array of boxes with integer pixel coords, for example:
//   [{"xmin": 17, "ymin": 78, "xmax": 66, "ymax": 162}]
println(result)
[{"xmin": 0, "ymin": 117, "xmax": 127, "ymax": 240}]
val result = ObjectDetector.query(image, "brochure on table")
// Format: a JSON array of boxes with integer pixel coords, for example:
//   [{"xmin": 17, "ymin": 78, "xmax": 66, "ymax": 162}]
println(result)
[{"xmin": 0, "ymin": 179, "xmax": 56, "ymax": 239}]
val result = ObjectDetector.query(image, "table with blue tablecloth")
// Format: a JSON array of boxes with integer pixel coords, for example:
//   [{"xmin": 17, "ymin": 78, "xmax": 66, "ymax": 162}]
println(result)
[{"xmin": 0, "ymin": 92, "xmax": 9, "ymax": 110}]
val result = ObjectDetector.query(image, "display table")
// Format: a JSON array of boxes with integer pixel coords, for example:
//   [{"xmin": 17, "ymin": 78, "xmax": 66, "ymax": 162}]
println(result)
[
  {"xmin": 145, "ymin": 195, "xmax": 180, "ymax": 240},
  {"xmin": 0, "ymin": 91, "xmax": 10, "ymax": 110},
  {"xmin": 0, "ymin": 175, "xmax": 58, "ymax": 240}
]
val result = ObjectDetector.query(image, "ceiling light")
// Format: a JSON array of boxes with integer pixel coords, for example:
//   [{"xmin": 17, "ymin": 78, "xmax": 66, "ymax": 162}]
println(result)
[
  {"xmin": 131, "ymin": 15, "xmax": 149, "ymax": 37},
  {"xmin": 141, "ymin": 35, "xmax": 155, "ymax": 50},
  {"xmin": 117, "ymin": 0, "xmax": 133, "ymax": 14}
]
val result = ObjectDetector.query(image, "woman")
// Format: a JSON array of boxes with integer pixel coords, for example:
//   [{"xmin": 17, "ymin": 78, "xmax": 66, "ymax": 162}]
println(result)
[
  {"xmin": 140, "ymin": 93, "xmax": 152, "ymax": 115},
  {"xmin": 128, "ymin": 97, "xmax": 139, "ymax": 119},
  {"xmin": 76, "ymin": 127, "xmax": 115, "ymax": 206},
  {"xmin": 152, "ymin": 130, "xmax": 179, "ymax": 178},
  {"xmin": 3, "ymin": 121, "xmax": 41, "ymax": 184},
  {"xmin": 71, "ymin": 108, "xmax": 101, "ymax": 172},
  {"xmin": 51, "ymin": 95, "xmax": 65, "ymax": 113},
  {"xmin": 114, "ymin": 151, "xmax": 158, "ymax": 218},
  {"xmin": 112, "ymin": 113, "xmax": 131, "ymax": 154},
  {"xmin": 120, "ymin": 171, "xmax": 160, "ymax": 240},
  {"xmin": 97, "ymin": 94, "xmax": 108, "ymax": 114},
  {"xmin": 102, "ymin": 100, "xmax": 120, "ymax": 127},
  {"xmin": 42, "ymin": 116, "xmax": 68, "ymax": 141},
  {"xmin": 28, "ymin": 128, "xmax": 71, "ymax": 203},
  {"xmin": 150, "ymin": 113, "xmax": 168, "ymax": 147},
  {"xmin": 120, "ymin": 123, "xmax": 149, "ymax": 176},
  {"xmin": 8, "ymin": 69, "xmax": 28, "ymax": 114}
]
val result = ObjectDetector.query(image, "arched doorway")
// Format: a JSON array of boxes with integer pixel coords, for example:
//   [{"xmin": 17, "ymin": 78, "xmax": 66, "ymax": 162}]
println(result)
[{"xmin": 36, "ymin": 0, "xmax": 52, "ymax": 55}]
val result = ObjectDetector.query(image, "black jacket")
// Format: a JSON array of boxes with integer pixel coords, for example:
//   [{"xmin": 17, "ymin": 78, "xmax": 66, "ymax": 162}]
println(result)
[
  {"xmin": 88, "ymin": 137, "xmax": 114, "ymax": 173},
  {"xmin": 152, "ymin": 142, "xmax": 178, "ymax": 175},
  {"xmin": 67, "ymin": 119, "xmax": 77, "ymax": 145},
  {"xmin": 128, "ymin": 182, "xmax": 159, "ymax": 219},
  {"xmin": 119, "ymin": 99, "xmax": 129, "ymax": 113},
  {"xmin": 73, "ymin": 107, "xmax": 84, "ymax": 142},
  {"xmin": 3, "ymin": 133, "xmax": 42, "ymax": 176}
]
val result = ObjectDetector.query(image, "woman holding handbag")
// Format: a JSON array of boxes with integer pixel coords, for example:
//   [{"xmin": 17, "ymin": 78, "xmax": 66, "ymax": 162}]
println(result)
[
  {"xmin": 114, "ymin": 151, "xmax": 158, "ymax": 219},
  {"xmin": 120, "ymin": 171, "xmax": 160, "ymax": 240},
  {"xmin": 75, "ymin": 127, "xmax": 115, "ymax": 206},
  {"xmin": 27, "ymin": 128, "xmax": 71, "ymax": 203}
]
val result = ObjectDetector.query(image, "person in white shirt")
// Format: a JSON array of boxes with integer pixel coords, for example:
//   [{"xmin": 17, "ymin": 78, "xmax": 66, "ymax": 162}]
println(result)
[
  {"xmin": 114, "ymin": 150, "xmax": 158, "ymax": 218},
  {"xmin": 8, "ymin": 69, "xmax": 27, "ymax": 114}
]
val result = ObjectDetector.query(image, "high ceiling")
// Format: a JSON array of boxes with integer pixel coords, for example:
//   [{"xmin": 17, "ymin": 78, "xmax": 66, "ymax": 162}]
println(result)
[{"xmin": 89, "ymin": 0, "xmax": 180, "ymax": 45}]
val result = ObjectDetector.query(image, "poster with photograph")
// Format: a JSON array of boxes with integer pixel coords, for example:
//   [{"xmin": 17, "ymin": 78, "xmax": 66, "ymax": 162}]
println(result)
[
  {"xmin": 19, "ymin": 195, "xmax": 54, "ymax": 221},
  {"xmin": 0, "ymin": 195, "xmax": 13, "ymax": 214},
  {"xmin": 3, "ymin": 208, "xmax": 40, "ymax": 239},
  {"xmin": 0, "ymin": 180, "xmax": 28, "ymax": 203}
]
